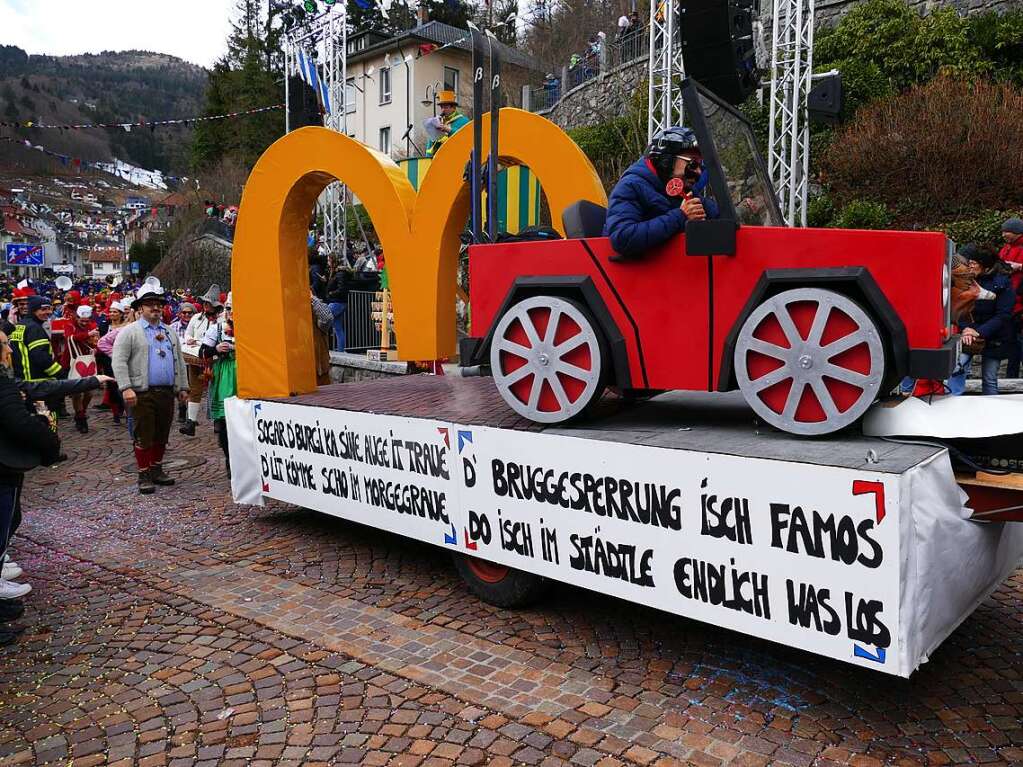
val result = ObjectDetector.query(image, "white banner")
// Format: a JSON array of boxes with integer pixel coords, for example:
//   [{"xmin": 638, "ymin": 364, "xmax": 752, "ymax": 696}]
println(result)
[{"xmin": 251, "ymin": 401, "xmax": 904, "ymax": 674}]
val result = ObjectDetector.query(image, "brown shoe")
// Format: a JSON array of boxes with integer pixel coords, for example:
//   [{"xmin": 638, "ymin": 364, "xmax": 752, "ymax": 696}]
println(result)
[
  {"xmin": 150, "ymin": 464, "xmax": 175, "ymax": 486},
  {"xmin": 138, "ymin": 470, "xmax": 155, "ymax": 495}
]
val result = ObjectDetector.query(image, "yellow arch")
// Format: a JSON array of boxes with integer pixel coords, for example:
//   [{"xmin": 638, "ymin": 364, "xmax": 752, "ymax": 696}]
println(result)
[{"xmin": 233, "ymin": 109, "xmax": 606, "ymax": 398}]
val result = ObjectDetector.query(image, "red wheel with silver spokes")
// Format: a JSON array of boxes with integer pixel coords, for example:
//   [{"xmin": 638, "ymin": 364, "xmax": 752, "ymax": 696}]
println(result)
[
  {"xmin": 734, "ymin": 288, "xmax": 886, "ymax": 436},
  {"xmin": 489, "ymin": 295, "xmax": 605, "ymax": 424}
]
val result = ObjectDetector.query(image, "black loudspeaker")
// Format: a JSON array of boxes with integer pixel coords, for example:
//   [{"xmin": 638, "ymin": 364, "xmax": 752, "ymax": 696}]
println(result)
[
  {"xmin": 678, "ymin": 0, "xmax": 759, "ymax": 106},
  {"xmin": 288, "ymin": 76, "xmax": 322, "ymax": 129},
  {"xmin": 807, "ymin": 72, "xmax": 843, "ymax": 124}
]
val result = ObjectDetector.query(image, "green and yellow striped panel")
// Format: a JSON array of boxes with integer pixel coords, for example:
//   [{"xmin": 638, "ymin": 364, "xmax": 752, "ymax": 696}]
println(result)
[{"xmin": 396, "ymin": 157, "xmax": 541, "ymax": 234}]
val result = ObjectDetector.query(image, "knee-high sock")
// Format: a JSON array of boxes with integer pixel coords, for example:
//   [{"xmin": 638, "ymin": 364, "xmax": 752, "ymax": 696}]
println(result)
[
  {"xmin": 134, "ymin": 445, "xmax": 152, "ymax": 470},
  {"xmin": 187, "ymin": 402, "xmax": 201, "ymax": 422},
  {"xmin": 152, "ymin": 443, "xmax": 166, "ymax": 464}
]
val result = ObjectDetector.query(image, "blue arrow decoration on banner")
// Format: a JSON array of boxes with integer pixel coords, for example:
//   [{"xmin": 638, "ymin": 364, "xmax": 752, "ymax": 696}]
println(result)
[
  {"xmin": 443, "ymin": 523, "xmax": 457, "ymax": 545},
  {"xmin": 853, "ymin": 645, "xmax": 886, "ymax": 664},
  {"xmin": 458, "ymin": 430, "xmax": 473, "ymax": 453}
]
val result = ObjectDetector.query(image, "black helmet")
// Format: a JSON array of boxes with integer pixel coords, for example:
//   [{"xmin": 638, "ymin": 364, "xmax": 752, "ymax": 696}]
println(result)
[
  {"xmin": 645, "ymin": 126, "xmax": 699, "ymax": 159},
  {"xmin": 645, "ymin": 126, "xmax": 700, "ymax": 183}
]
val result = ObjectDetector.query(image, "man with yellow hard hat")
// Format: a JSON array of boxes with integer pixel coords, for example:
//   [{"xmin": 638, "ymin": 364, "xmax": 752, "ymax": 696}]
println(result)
[{"xmin": 426, "ymin": 89, "xmax": 469, "ymax": 157}]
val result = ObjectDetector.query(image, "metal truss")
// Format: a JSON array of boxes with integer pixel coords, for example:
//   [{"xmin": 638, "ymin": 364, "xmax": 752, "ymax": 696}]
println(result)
[
  {"xmin": 284, "ymin": 6, "xmax": 348, "ymax": 257},
  {"xmin": 767, "ymin": 0, "xmax": 814, "ymax": 226},
  {"xmin": 647, "ymin": 0, "xmax": 685, "ymax": 142}
]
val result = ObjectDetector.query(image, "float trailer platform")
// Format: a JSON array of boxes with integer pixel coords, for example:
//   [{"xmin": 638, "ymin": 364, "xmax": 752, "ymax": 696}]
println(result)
[{"xmin": 227, "ymin": 376, "xmax": 1023, "ymax": 676}]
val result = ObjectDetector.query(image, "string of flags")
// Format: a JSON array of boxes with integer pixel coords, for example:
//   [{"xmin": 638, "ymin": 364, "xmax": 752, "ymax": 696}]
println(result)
[
  {"xmin": 0, "ymin": 103, "xmax": 283, "ymax": 132},
  {"xmin": 1, "ymin": 136, "xmax": 192, "ymax": 185}
]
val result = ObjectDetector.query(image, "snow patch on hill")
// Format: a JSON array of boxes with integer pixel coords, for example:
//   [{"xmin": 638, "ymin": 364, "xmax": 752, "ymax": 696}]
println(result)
[{"xmin": 92, "ymin": 158, "xmax": 167, "ymax": 191}]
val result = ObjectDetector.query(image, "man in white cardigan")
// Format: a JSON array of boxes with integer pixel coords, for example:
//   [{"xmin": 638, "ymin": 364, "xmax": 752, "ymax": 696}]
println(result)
[{"xmin": 112, "ymin": 286, "xmax": 189, "ymax": 494}]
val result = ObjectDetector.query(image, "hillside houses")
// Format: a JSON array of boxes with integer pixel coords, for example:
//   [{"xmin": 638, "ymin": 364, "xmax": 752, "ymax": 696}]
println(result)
[{"xmin": 0, "ymin": 172, "xmax": 154, "ymax": 278}]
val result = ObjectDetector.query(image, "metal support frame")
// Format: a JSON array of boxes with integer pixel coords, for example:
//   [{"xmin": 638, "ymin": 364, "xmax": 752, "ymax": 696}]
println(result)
[
  {"xmin": 647, "ymin": 0, "xmax": 685, "ymax": 142},
  {"xmin": 767, "ymin": 0, "xmax": 814, "ymax": 226},
  {"xmin": 284, "ymin": 6, "xmax": 348, "ymax": 258}
]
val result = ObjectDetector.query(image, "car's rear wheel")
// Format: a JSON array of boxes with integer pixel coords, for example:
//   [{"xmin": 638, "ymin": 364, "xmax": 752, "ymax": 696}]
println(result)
[
  {"xmin": 452, "ymin": 554, "xmax": 550, "ymax": 607},
  {"xmin": 489, "ymin": 295, "xmax": 606, "ymax": 423},
  {"xmin": 734, "ymin": 288, "xmax": 886, "ymax": 436}
]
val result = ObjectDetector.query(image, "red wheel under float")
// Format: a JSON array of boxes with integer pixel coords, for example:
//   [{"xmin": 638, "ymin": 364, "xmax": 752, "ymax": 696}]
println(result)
[
  {"xmin": 452, "ymin": 554, "xmax": 550, "ymax": 607},
  {"xmin": 465, "ymin": 556, "xmax": 510, "ymax": 584},
  {"xmin": 489, "ymin": 295, "xmax": 605, "ymax": 423},
  {"xmin": 734, "ymin": 288, "xmax": 886, "ymax": 436}
]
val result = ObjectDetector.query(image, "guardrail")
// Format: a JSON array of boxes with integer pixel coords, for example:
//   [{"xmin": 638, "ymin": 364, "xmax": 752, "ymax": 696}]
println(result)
[
  {"xmin": 335, "ymin": 287, "xmax": 400, "ymax": 355},
  {"xmin": 525, "ymin": 26, "xmax": 650, "ymax": 114}
]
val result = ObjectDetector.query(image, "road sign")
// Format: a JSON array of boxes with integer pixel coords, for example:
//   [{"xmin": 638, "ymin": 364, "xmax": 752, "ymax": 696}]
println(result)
[{"xmin": 5, "ymin": 243, "xmax": 44, "ymax": 266}]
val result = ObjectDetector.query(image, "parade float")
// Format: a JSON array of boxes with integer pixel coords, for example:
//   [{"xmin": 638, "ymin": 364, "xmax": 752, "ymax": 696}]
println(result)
[{"xmin": 222, "ymin": 10, "xmax": 1023, "ymax": 677}]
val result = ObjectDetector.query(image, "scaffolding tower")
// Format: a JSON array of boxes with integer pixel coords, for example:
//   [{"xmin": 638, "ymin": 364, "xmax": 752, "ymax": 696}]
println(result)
[
  {"xmin": 767, "ymin": 0, "xmax": 814, "ymax": 226},
  {"xmin": 647, "ymin": 0, "xmax": 685, "ymax": 142},
  {"xmin": 284, "ymin": 5, "xmax": 348, "ymax": 257}
]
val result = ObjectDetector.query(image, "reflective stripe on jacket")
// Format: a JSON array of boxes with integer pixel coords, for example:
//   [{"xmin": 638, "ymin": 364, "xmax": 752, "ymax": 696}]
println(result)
[{"xmin": 10, "ymin": 322, "xmax": 62, "ymax": 381}]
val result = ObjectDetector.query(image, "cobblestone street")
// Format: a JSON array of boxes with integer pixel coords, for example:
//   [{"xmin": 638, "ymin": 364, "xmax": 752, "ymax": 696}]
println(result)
[{"xmin": 1, "ymin": 409, "xmax": 1022, "ymax": 767}]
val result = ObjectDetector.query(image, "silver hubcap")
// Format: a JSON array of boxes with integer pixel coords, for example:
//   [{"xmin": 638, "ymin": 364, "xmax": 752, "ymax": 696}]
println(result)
[
  {"xmin": 735, "ymin": 288, "xmax": 884, "ymax": 436},
  {"xmin": 490, "ymin": 296, "xmax": 603, "ymax": 423}
]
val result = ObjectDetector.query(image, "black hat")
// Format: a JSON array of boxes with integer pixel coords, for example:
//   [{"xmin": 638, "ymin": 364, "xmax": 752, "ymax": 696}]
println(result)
[
  {"xmin": 26, "ymin": 295, "xmax": 51, "ymax": 314},
  {"xmin": 959, "ymin": 243, "xmax": 997, "ymax": 270},
  {"xmin": 131, "ymin": 285, "xmax": 168, "ymax": 309}
]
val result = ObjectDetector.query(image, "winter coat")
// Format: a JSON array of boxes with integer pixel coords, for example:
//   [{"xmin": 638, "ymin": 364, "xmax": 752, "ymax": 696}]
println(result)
[
  {"xmin": 0, "ymin": 373, "xmax": 61, "ymax": 484},
  {"xmin": 326, "ymin": 271, "xmax": 353, "ymax": 305},
  {"xmin": 10, "ymin": 316, "xmax": 62, "ymax": 381},
  {"xmin": 602, "ymin": 158, "xmax": 719, "ymax": 258},
  {"xmin": 999, "ymin": 240, "xmax": 1023, "ymax": 315},
  {"xmin": 19, "ymin": 376, "xmax": 103, "ymax": 402},
  {"xmin": 962, "ymin": 271, "xmax": 1015, "ymax": 358}
]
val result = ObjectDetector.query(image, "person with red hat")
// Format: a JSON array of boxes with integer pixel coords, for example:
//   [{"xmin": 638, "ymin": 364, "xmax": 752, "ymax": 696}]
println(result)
[{"xmin": 1, "ymin": 287, "xmax": 34, "ymax": 336}]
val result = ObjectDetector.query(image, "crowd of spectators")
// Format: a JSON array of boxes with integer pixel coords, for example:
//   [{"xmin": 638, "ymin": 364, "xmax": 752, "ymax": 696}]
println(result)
[
  {"xmin": 0, "ymin": 272, "xmax": 238, "ymax": 645},
  {"xmin": 540, "ymin": 9, "xmax": 644, "ymax": 105},
  {"xmin": 308, "ymin": 237, "xmax": 386, "ymax": 352},
  {"xmin": 901, "ymin": 218, "xmax": 1023, "ymax": 396}
]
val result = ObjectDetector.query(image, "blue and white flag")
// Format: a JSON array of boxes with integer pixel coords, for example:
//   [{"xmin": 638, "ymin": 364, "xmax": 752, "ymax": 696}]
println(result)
[{"xmin": 295, "ymin": 49, "xmax": 332, "ymax": 114}]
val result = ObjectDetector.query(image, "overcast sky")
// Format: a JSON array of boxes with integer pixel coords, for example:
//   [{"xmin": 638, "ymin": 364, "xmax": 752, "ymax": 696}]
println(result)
[{"xmin": 0, "ymin": 0, "xmax": 237, "ymax": 68}]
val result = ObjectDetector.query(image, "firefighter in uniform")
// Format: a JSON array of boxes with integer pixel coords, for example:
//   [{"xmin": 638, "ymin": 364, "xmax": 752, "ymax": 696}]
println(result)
[{"xmin": 10, "ymin": 296, "xmax": 62, "ymax": 384}]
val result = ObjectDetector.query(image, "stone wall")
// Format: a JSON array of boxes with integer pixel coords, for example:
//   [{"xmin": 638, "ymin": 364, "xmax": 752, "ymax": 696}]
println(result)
[
  {"xmin": 545, "ymin": 56, "xmax": 649, "ymax": 133},
  {"xmin": 328, "ymin": 351, "xmax": 411, "ymax": 383},
  {"xmin": 815, "ymin": 0, "xmax": 1016, "ymax": 24}
]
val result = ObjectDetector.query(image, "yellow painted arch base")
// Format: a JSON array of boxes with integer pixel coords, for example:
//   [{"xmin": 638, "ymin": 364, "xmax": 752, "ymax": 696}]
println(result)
[{"xmin": 232, "ymin": 108, "xmax": 607, "ymax": 399}]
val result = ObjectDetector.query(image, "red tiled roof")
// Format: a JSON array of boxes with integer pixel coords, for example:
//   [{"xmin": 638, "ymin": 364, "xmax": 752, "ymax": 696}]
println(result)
[
  {"xmin": 2, "ymin": 215, "xmax": 25, "ymax": 236},
  {"xmin": 86, "ymin": 249, "xmax": 123, "ymax": 263}
]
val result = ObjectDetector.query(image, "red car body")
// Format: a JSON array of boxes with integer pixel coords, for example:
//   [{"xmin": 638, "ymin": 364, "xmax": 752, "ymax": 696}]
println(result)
[{"xmin": 469, "ymin": 227, "xmax": 951, "ymax": 394}]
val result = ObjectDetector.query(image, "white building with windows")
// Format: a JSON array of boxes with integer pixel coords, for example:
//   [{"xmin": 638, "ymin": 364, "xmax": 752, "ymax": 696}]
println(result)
[{"xmin": 343, "ymin": 21, "xmax": 540, "ymax": 158}]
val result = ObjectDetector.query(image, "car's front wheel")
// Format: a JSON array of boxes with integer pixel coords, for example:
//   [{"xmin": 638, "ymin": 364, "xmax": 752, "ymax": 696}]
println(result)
[{"xmin": 489, "ymin": 295, "xmax": 607, "ymax": 424}]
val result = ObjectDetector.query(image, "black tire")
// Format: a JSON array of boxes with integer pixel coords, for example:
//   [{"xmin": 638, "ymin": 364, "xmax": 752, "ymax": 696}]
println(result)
[{"xmin": 451, "ymin": 553, "xmax": 551, "ymax": 608}]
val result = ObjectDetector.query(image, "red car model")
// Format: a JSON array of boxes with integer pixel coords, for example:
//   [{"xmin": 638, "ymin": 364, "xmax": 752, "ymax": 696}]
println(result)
[{"xmin": 461, "ymin": 81, "xmax": 957, "ymax": 436}]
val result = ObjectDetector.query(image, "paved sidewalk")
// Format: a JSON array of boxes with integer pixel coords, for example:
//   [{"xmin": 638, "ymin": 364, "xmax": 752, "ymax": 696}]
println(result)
[{"xmin": 1, "ymin": 407, "xmax": 1022, "ymax": 766}]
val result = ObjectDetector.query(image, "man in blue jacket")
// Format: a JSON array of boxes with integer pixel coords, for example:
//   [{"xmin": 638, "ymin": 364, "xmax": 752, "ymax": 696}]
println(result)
[{"xmin": 603, "ymin": 126, "xmax": 718, "ymax": 258}]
